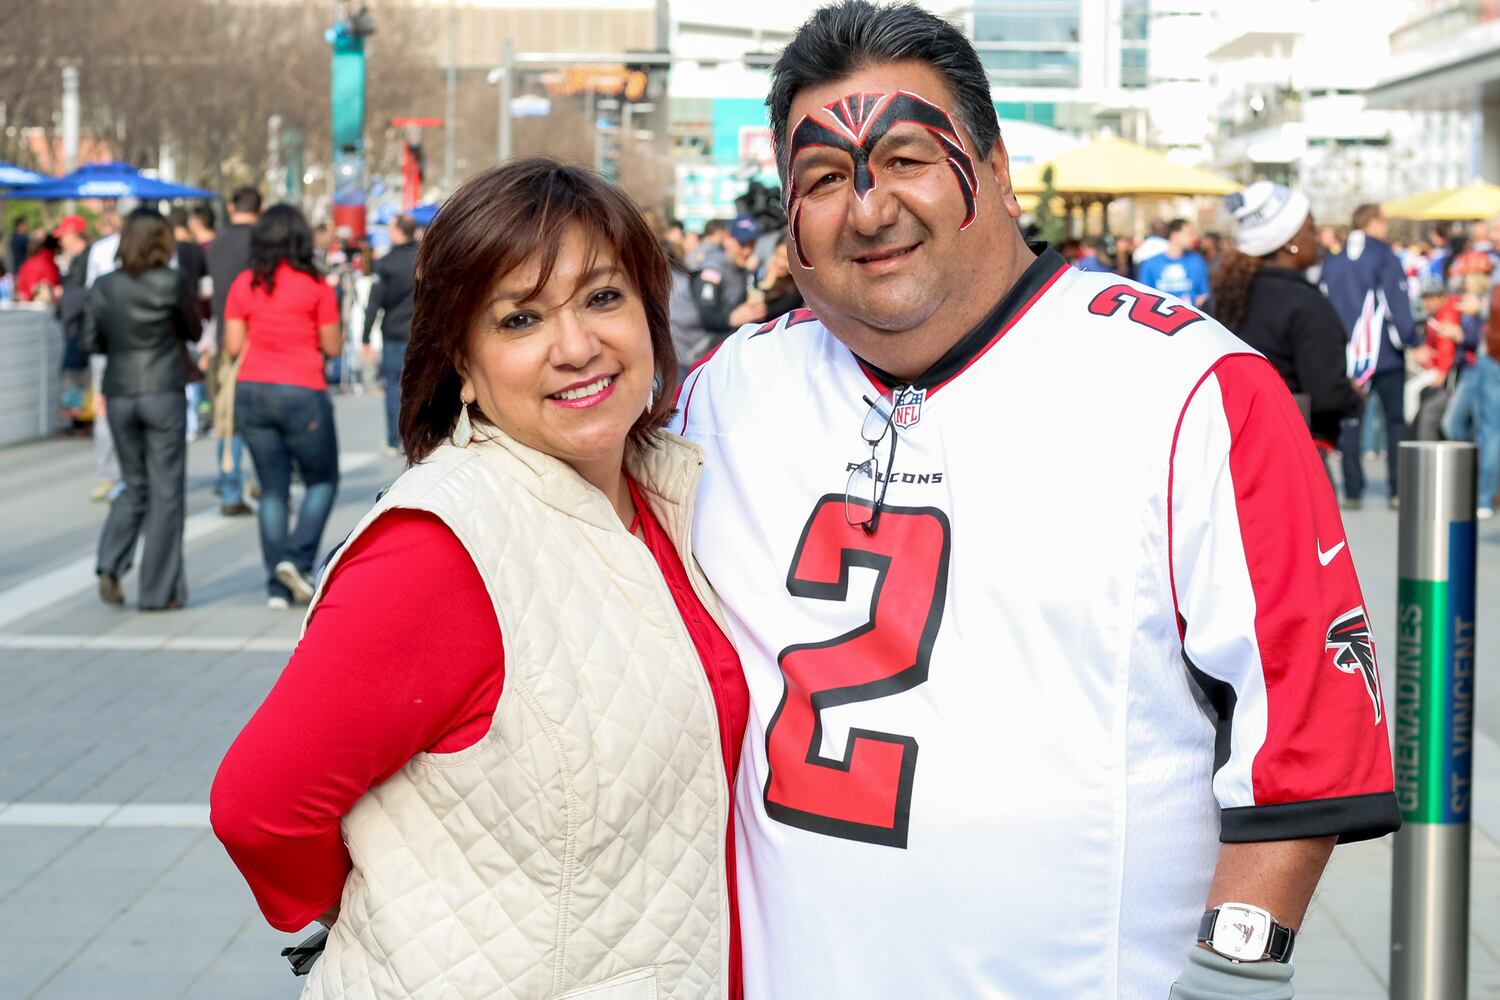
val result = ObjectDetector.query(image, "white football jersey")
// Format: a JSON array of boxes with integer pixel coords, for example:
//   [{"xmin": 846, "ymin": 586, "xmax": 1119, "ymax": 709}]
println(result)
[{"xmin": 671, "ymin": 247, "xmax": 1397, "ymax": 999}]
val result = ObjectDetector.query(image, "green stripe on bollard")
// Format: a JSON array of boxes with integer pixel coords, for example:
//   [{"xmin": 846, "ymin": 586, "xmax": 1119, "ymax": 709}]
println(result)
[
  {"xmin": 1395, "ymin": 578, "xmax": 1448, "ymax": 824},
  {"xmin": 1394, "ymin": 520, "xmax": 1475, "ymax": 827}
]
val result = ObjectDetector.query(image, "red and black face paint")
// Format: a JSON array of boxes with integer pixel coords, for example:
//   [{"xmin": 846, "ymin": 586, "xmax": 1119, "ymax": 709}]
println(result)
[{"xmin": 785, "ymin": 90, "xmax": 980, "ymax": 269}]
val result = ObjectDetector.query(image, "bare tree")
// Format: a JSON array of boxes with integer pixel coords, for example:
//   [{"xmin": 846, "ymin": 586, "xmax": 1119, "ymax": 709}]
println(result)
[{"xmin": 0, "ymin": 0, "xmax": 440, "ymax": 204}]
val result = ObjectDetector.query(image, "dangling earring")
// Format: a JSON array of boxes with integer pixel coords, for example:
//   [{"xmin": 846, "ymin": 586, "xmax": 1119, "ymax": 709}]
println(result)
[
  {"xmin": 646, "ymin": 377, "xmax": 658, "ymax": 414},
  {"xmin": 452, "ymin": 391, "xmax": 473, "ymax": 448}
]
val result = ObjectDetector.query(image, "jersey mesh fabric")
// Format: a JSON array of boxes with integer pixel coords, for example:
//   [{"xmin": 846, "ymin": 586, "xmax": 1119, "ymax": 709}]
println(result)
[{"xmin": 672, "ymin": 249, "xmax": 1397, "ymax": 999}]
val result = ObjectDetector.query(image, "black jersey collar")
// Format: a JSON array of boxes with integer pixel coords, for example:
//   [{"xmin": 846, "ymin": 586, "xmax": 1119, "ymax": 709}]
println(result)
[{"xmin": 858, "ymin": 241, "xmax": 1068, "ymax": 396}]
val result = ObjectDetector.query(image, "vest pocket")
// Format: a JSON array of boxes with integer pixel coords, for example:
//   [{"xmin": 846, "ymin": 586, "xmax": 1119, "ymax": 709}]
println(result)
[{"xmin": 551, "ymin": 966, "xmax": 659, "ymax": 1000}]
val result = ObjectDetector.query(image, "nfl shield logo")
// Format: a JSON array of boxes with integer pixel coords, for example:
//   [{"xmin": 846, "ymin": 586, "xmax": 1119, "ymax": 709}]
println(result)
[{"xmin": 891, "ymin": 386, "xmax": 926, "ymax": 429}]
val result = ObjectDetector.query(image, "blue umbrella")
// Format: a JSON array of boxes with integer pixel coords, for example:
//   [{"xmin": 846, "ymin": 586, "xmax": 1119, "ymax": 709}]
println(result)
[
  {"xmin": 0, "ymin": 161, "xmax": 46, "ymax": 189},
  {"xmin": 410, "ymin": 202, "xmax": 440, "ymax": 227},
  {"xmin": 17, "ymin": 161, "xmax": 216, "ymax": 201}
]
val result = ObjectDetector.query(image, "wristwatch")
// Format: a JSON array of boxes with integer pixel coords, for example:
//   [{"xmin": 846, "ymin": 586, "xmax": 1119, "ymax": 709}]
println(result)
[{"xmin": 1197, "ymin": 903, "xmax": 1296, "ymax": 963}]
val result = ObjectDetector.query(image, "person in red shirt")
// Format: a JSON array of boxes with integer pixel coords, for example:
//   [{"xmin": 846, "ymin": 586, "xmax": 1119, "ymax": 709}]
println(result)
[
  {"xmin": 211, "ymin": 160, "xmax": 748, "ymax": 997},
  {"xmin": 15, "ymin": 232, "xmax": 61, "ymax": 303},
  {"xmin": 222, "ymin": 205, "xmax": 342, "ymax": 608}
]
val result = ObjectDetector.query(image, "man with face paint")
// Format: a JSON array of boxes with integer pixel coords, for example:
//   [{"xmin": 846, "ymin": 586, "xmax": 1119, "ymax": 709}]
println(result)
[{"xmin": 670, "ymin": 3, "xmax": 1398, "ymax": 998}]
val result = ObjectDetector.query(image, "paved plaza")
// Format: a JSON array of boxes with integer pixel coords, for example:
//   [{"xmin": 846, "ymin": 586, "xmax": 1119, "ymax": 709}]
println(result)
[{"xmin": 0, "ymin": 390, "xmax": 1498, "ymax": 998}]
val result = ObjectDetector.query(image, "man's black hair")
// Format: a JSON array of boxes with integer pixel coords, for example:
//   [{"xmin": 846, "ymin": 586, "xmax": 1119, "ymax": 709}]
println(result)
[
  {"xmin": 766, "ymin": 1, "xmax": 1000, "ymax": 182},
  {"xmin": 191, "ymin": 205, "xmax": 216, "ymax": 232},
  {"xmin": 168, "ymin": 206, "xmax": 189, "ymax": 229},
  {"xmin": 230, "ymin": 186, "xmax": 263, "ymax": 216},
  {"xmin": 1167, "ymin": 218, "xmax": 1191, "ymax": 238}
]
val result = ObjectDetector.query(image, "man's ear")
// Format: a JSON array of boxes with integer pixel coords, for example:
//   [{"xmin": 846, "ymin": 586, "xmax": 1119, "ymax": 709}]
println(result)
[{"xmin": 985, "ymin": 137, "xmax": 1024, "ymax": 221}]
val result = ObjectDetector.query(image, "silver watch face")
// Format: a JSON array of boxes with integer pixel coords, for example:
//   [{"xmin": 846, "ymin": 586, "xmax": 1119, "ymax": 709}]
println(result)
[{"xmin": 1211, "ymin": 904, "xmax": 1272, "ymax": 961}]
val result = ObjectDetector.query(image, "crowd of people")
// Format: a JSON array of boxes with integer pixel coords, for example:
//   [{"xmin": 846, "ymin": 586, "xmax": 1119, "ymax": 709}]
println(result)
[{"xmin": 2, "ymin": 188, "xmax": 421, "ymax": 611}]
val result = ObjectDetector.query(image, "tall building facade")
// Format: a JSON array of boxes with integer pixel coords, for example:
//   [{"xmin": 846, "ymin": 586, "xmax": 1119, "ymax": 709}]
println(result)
[
  {"xmin": 1368, "ymin": 0, "xmax": 1500, "ymax": 196},
  {"xmin": 943, "ymin": 0, "xmax": 1213, "ymax": 162},
  {"xmin": 1206, "ymin": 0, "xmax": 1421, "ymax": 221}
]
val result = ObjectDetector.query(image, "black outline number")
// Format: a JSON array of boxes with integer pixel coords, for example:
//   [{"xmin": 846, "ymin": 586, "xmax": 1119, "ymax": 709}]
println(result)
[
  {"xmin": 763, "ymin": 494, "xmax": 951, "ymax": 848},
  {"xmin": 1087, "ymin": 283, "xmax": 1205, "ymax": 335}
]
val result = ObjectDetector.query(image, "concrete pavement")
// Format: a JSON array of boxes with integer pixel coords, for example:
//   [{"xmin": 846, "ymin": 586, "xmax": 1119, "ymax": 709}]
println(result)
[{"xmin": 0, "ymin": 390, "xmax": 1497, "ymax": 997}]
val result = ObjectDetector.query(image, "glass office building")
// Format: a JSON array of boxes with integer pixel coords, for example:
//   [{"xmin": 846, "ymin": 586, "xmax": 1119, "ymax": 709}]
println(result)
[{"xmin": 958, "ymin": 0, "xmax": 1155, "ymax": 135}]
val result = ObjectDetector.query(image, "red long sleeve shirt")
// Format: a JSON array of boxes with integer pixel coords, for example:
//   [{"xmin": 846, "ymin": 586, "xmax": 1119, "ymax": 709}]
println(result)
[{"xmin": 212, "ymin": 499, "xmax": 748, "ymax": 995}]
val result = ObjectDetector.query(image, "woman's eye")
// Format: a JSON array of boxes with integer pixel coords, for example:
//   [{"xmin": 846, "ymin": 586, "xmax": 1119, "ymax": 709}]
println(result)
[
  {"xmin": 589, "ymin": 288, "xmax": 623, "ymax": 308},
  {"xmin": 500, "ymin": 312, "xmax": 538, "ymax": 331}
]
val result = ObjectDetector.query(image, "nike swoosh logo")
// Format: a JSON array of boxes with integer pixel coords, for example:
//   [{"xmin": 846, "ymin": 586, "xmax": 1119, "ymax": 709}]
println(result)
[{"xmin": 1318, "ymin": 539, "xmax": 1346, "ymax": 566}]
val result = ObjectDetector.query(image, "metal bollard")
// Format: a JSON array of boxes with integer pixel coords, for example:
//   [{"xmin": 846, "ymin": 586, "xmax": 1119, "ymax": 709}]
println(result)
[{"xmin": 1390, "ymin": 441, "xmax": 1476, "ymax": 1000}]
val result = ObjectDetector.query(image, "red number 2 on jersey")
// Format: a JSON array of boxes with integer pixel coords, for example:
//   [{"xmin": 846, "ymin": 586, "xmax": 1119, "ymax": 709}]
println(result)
[
  {"xmin": 764, "ymin": 495, "xmax": 951, "ymax": 848},
  {"xmin": 1087, "ymin": 283, "xmax": 1205, "ymax": 335}
]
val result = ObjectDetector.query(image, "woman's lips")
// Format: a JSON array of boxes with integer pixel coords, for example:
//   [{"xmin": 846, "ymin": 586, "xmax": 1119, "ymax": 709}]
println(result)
[{"xmin": 547, "ymin": 374, "xmax": 618, "ymax": 409}]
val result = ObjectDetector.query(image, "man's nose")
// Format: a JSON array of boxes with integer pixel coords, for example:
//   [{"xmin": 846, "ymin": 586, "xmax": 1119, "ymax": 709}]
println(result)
[{"xmin": 846, "ymin": 182, "xmax": 898, "ymax": 238}]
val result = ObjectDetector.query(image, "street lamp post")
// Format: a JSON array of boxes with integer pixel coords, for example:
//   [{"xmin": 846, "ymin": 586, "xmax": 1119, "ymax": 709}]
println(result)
[{"xmin": 496, "ymin": 38, "xmax": 515, "ymax": 162}]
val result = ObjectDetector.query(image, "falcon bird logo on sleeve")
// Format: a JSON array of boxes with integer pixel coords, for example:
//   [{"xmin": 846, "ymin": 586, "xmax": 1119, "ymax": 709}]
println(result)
[{"xmin": 1325, "ymin": 607, "xmax": 1383, "ymax": 724}]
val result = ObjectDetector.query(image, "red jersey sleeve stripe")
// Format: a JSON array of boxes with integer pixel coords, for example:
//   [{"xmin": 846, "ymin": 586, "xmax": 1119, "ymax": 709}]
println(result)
[{"xmin": 1212, "ymin": 356, "xmax": 1397, "ymax": 831}]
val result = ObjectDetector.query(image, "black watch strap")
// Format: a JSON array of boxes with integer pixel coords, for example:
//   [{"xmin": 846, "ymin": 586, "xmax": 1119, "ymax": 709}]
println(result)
[
  {"xmin": 1197, "ymin": 907, "xmax": 1297, "ymax": 963},
  {"xmin": 1267, "ymin": 922, "xmax": 1296, "ymax": 963}
]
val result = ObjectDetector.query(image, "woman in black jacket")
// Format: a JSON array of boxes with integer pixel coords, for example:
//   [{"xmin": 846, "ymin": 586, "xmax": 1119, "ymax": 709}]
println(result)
[
  {"xmin": 1209, "ymin": 182, "xmax": 1362, "ymax": 450},
  {"xmin": 85, "ymin": 208, "xmax": 200, "ymax": 609}
]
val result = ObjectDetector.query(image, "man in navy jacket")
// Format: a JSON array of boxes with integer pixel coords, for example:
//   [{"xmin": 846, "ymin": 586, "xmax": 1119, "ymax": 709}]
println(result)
[{"xmin": 1321, "ymin": 203, "xmax": 1421, "ymax": 509}]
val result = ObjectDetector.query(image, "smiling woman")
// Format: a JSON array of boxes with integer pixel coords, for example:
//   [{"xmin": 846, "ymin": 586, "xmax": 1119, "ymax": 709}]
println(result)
[
  {"xmin": 401, "ymin": 159, "xmax": 678, "ymax": 477},
  {"xmin": 211, "ymin": 159, "xmax": 748, "ymax": 999}
]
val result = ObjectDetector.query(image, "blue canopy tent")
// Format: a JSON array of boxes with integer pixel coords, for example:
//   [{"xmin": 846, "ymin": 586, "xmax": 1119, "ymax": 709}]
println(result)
[
  {"xmin": 17, "ymin": 162, "xmax": 215, "ymax": 201},
  {"xmin": 409, "ymin": 202, "xmax": 439, "ymax": 227},
  {"xmin": 0, "ymin": 162, "xmax": 46, "ymax": 189}
]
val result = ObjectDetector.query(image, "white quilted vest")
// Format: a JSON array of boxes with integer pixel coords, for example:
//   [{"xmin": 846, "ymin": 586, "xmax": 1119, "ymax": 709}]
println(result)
[{"xmin": 300, "ymin": 428, "xmax": 731, "ymax": 1000}]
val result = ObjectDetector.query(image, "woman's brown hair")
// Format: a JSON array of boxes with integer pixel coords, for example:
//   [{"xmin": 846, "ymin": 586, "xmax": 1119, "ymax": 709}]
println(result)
[
  {"xmin": 1207, "ymin": 248, "xmax": 1264, "ymax": 334},
  {"xmin": 400, "ymin": 158, "xmax": 677, "ymax": 463},
  {"xmin": 117, "ymin": 208, "xmax": 176, "ymax": 277}
]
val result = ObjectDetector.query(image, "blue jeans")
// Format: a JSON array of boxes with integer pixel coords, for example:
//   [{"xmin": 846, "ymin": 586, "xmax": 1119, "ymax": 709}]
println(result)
[
  {"xmin": 216, "ymin": 434, "xmax": 245, "ymax": 504},
  {"xmin": 380, "ymin": 337, "xmax": 408, "ymax": 449},
  {"xmin": 235, "ymin": 382, "xmax": 340, "ymax": 598},
  {"xmin": 1476, "ymin": 354, "xmax": 1500, "ymax": 510},
  {"xmin": 1341, "ymin": 370, "xmax": 1406, "ymax": 501},
  {"xmin": 1444, "ymin": 365, "xmax": 1479, "ymax": 443}
]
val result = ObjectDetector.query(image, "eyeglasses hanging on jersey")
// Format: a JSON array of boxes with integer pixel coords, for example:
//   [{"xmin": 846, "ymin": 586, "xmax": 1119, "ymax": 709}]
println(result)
[{"xmin": 846, "ymin": 387, "xmax": 903, "ymax": 535}]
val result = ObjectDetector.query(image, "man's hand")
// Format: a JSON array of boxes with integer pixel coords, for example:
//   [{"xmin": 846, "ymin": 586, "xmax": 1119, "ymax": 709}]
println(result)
[
  {"xmin": 361, "ymin": 344, "xmax": 377, "ymax": 365},
  {"xmin": 728, "ymin": 300, "xmax": 768, "ymax": 328}
]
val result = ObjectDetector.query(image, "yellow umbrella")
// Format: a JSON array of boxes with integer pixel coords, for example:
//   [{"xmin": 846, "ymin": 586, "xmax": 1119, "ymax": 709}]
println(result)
[
  {"xmin": 1382, "ymin": 186, "xmax": 1454, "ymax": 220},
  {"xmin": 1016, "ymin": 193, "xmax": 1065, "ymax": 214},
  {"xmin": 1011, "ymin": 136, "xmax": 1240, "ymax": 199},
  {"xmin": 1394, "ymin": 180, "xmax": 1500, "ymax": 222}
]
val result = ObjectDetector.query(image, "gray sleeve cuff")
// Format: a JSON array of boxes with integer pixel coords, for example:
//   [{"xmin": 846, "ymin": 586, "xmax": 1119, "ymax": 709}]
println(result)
[{"xmin": 1169, "ymin": 945, "xmax": 1294, "ymax": 1000}]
